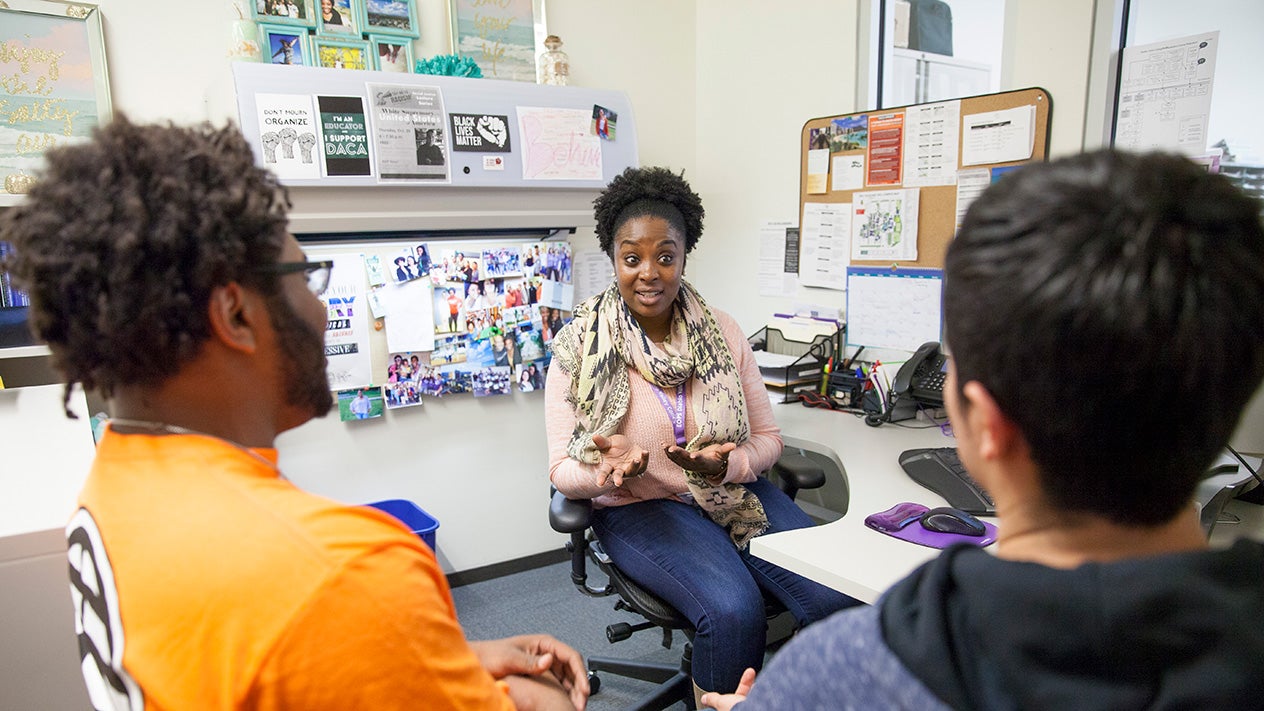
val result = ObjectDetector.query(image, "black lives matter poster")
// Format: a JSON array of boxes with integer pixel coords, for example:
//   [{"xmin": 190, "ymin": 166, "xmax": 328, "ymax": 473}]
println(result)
[
  {"xmin": 448, "ymin": 113, "xmax": 512, "ymax": 153},
  {"xmin": 317, "ymin": 95, "xmax": 372, "ymax": 176}
]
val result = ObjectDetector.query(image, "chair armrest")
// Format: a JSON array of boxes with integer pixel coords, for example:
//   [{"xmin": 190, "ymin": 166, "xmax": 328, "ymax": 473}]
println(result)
[
  {"xmin": 771, "ymin": 453, "xmax": 826, "ymax": 500},
  {"xmin": 549, "ymin": 490, "xmax": 593, "ymax": 533}
]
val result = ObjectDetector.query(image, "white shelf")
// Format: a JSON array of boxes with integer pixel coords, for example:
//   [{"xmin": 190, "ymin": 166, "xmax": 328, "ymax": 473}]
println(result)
[
  {"xmin": 0, "ymin": 345, "xmax": 50, "ymax": 359},
  {"xmin": 0, "ymin": 194, "xmax": 25, "ymax": 208}
]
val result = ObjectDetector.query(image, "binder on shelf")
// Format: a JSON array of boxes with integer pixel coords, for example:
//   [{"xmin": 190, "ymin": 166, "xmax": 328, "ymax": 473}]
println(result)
[{"xmin": 748, "ymin": 325, "xmax": 840, "ymax": 403}]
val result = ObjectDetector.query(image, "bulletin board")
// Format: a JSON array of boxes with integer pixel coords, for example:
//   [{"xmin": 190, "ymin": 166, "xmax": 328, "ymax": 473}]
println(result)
[
  {"xmin": 798, "ymin": 87, "xmax": 1051, "ymax": 270},
  {"xmin": 232, "ymin": 62, "xmax": 637, "ymax": 189}
]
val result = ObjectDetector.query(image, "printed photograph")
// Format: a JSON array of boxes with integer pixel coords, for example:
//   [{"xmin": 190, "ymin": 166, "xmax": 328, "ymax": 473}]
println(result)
[
  {"xmin": 592, "ymin": 105, "xmax": 617, "ymax": 141},
  {"xmin": 390, "ymin": 250, "xmax": 426, "ymax": 284},
  {"xmin": 415, "ymin": 127, "xmax": 446, "ymax": 166},
  {"xmin": 481, "ymin": 246, "xmax": 523, "ymax": 278},
  {"xmin": 469, "ymin": 330, "xmax": 519, "ymax": 368},
  {"xmin": 472, "ymin": 366, "xmax": 513, "ymax": 397},
  {"xmin": 437, "ymin": 249, "xmax": 482, "ymax": 295},
  {"xmin": 517, "ymin": 360, "xmax": 546, "ymax": 392},
  {"xmin": 536, "ymin": 305, "xmax": 568, "ymax": 343},
  {"xmin": 515, "ymin": 324, "xmax": 546, "ymax": 364},
  {"xmin": 262, "ymin": 27, "xmax": 309, "ymax": 65},
  {"xmin": 438, "ymin": 368, "xmax": 472, "ymax": 395},
  {"xmin": 386, "ymin": 351, "xmax": 423, "ymax": 383},
  {"xmin": 464, "ymin": 306, "xmax": 504, "ymax": 341},
  {"xmin": 315, "ymin": 39, "xmax": 370, "ymax": 70},
  {"xmin": 384, "ymin": 378, "xmax": 422, "ymax": 409},
  {"xmin": 429, "ymin": 333, "xmax": 469, "ymax": 365},
  {"xmin": 257, "ymin": 0, "xmax": 314, "ymax": 25},
  {"xmin": 434, "ymin": 282, "xmax": 467, "ymax": 334},
  {"xmin": 318, "ymin": 0, "xmax": 359, "ymax": 34},
  {"xmin": 337, "ymin": 386, "xmax": 385, "ymax": 421},
  {"xmin": 417, "ymin": 365, "xmax": 445, "ymax": 396},
  {"xmin": 364, "ymin": 0, "xmax": 418, "ymax": 36},
  {"xmin": 372, "ymin": 35, "xmax": 413, "ymax": 72},
  {"xmin": 521, "ymin": 241, "xmax": 572, "ymax": 282},
  {"xmin": 501, "ymin": 280, "xmax": 529, "ymax": 310}
]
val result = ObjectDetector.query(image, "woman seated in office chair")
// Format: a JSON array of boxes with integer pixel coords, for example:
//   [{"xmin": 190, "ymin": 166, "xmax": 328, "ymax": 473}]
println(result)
[{"xmin": 545, "ymin": 167, "xmax": 859, "ymax": 702}]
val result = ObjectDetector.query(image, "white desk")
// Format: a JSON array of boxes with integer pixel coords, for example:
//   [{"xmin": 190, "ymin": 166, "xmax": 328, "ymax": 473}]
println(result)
[
  {"xmin": 753, "ymin": 404, "xmax": 962, "ymax": 604},
  {"xmin": 757, "ymin": 403, "xmax": 1264, "ymax": 605}
]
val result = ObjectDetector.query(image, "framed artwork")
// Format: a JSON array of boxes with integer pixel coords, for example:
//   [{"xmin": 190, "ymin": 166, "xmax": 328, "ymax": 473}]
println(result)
[
  {"xmin": 449, "ymin": 0, "xmax": 546, "ymax": 82},
  {"xmin": 317, "ymin": 0, "xmax": 361, "ymax": 36},
  {"xmin": 259, "ymin": 24, "xmax": 312, "ymax": 66},
  {"xmin": 368, "ymin": 34, "xmax": 415, "ymax": 73},
  {"xmin": 361, "ymin": 0, "xmax": 420, "ymax": 38},
  {"xmin": 0, "ymin": 0, "xmax": 112, "ymax": 194},
  {"xmin": 252, "ymin": 0, "xmax": 316, "ymax": 28},
  {"xmin": 313, "ymin": 36, "xmax": 372, "ymax": 70}
]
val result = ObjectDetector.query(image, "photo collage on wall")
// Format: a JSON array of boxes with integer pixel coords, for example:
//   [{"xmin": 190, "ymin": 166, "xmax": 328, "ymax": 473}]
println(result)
[
  {"xmin": 322, "ymin": 237, "xmax": 576, "ymax": 423},
  {"xmin": 425, "ymin": 240, "xmax": 572, "ymax": 396}
]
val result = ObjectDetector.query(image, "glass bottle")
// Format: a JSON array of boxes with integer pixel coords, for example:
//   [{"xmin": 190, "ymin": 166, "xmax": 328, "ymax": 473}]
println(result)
[{"xmin": 538, "ymin": 35, "xmax": 569, "ymax": 86}]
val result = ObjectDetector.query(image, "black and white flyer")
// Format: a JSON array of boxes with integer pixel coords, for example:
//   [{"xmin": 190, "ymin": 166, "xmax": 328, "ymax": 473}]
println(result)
[{"xmin": 366, "ymin": 83, "xmax": 449, "ymax": 182}]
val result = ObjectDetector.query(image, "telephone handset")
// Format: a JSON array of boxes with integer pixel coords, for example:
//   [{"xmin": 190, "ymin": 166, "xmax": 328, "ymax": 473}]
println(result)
[{"xmin": 892, "ymin": 341, "xmax": 947, "ymax": 407}]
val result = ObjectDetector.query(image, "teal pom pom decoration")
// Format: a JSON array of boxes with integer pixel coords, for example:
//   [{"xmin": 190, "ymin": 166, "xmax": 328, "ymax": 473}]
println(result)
[{"xmin": 414, "ymin": 54, "xmax": 483, "ymax": 78}]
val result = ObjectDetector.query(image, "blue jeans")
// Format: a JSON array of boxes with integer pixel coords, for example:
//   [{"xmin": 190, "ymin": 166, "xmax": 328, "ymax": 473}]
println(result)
[{"xmin": 591, "ymin": 477, "xmax": 861, "ymax": 692}]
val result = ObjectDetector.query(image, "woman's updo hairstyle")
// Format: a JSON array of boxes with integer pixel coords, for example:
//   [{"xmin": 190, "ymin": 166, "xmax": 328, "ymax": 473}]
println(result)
[{"xmin": 593, "ymin": 167, "xmax": 704, "ymax": 256}]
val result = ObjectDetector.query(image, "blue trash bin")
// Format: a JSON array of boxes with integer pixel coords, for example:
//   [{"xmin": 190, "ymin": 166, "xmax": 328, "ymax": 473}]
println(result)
[{"xmin": 366, "ymin": 499, "xmax": 439, "ymax": 550}]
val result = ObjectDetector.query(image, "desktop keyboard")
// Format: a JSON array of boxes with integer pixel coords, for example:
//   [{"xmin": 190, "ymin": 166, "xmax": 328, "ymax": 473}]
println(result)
[{"xmin": 898, "ymin": 447, "xmax": 996, "ymax": 515}]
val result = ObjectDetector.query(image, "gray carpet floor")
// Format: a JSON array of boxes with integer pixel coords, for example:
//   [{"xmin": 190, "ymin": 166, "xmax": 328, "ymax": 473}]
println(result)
[{"xmin": 451, "ymin": 560, "xmax": 692, "ymax": 710}]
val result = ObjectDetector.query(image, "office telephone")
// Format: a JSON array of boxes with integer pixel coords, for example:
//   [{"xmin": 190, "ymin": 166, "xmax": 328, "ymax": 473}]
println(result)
[
  {"xmin": 865, "ymin": 341, "xmax": 947, "ymax": 426},
  {"xmin": 892, "ymin": 341, "xmax": 947, "ymax": 407}
]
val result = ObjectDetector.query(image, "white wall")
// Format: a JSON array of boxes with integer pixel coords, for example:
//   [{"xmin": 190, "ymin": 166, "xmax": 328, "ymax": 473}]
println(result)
[
  {"xmin": 688, "ymin": 0, "xmax": 862, "ymax": 334},
  {"xmin": 1001, "ymin": 0, "xmax": 1097, "ymax": 157}
]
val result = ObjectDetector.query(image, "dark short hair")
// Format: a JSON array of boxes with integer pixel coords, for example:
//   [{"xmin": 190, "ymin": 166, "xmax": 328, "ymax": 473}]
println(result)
[
  {"xmin": 593, "ymin": 167, "xmax": 704, "ymax": 255},
  {"xmin": 0, "ymin": 115, "xmax": 291, "ymax": 406},
  {"xmin": 945, "ymin": 150, "xmax": 1264, "ymax": 525}
]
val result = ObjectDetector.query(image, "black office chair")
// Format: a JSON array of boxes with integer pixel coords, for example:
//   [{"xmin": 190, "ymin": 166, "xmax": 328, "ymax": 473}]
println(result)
[{"xmin": 548, "ymin": 453, "xmax": 826, "ymax": 711}]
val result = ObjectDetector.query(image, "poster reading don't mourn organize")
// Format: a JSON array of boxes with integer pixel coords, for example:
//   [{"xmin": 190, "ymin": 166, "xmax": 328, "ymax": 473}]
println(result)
[{"xmin": 254, "ymin": 94, "xmax": 321, "ymax": 180}]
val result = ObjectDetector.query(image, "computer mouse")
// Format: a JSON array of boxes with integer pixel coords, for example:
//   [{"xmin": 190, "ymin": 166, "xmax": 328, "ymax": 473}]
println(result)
[{"xmin": 920, "ymin": 506, "xmax": 986, "ymax": 537}]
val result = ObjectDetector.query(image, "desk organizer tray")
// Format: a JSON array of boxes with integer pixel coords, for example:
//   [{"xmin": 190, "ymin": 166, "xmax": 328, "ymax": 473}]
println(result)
[{"xmin": 749, "ymin": 325, "xmax": 840, "ymax": 403}]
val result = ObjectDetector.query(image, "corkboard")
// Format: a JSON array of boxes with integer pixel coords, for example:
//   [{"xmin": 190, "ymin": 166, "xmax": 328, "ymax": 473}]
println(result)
[{"xmin": 799, "ymin": 87, "xmax": 1051, "ymax": 269}]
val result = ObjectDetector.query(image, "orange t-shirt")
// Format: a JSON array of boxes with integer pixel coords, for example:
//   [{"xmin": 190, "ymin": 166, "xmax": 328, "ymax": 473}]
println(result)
[{"xmin": 66, "ymin": 428, "xmax": 514, "ymax": 710}]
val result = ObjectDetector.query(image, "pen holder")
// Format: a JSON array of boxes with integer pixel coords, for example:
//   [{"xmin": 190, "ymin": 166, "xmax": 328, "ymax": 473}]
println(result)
[{"xmin": 827, "ymin": 372, "xmax": 866, "ymax": 408}]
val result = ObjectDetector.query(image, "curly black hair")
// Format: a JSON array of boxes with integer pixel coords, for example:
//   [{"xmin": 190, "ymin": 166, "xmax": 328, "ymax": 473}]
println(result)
[
  {"xmin": 0, "ymin": 115, "xmax": 291, "ymax": 410},
  {"xmin": 593, "ymin": 167, "xmax": 704, "ymax": 255}
]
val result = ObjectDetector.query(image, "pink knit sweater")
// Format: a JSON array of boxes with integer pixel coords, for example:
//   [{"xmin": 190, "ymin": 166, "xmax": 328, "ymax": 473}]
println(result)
[{"xmin": 546, "ymin": 307, "xmax": 783, "ymax": 507}]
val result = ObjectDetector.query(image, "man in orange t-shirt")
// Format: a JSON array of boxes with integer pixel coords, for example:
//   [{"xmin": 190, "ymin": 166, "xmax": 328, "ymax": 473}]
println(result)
[{"xmin": 3, "ymin": 117, "xmax": 588, "ymax": 710}]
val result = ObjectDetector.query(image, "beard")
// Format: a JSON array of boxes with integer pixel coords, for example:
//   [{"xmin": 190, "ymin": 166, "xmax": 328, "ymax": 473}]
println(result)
[{"xmin": 268, "ymin": 292, "xmax": 334, "ymax": 418}]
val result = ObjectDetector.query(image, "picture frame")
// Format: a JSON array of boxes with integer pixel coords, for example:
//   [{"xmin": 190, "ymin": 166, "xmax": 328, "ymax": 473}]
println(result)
[
  {"xmin": 368, "ymin": 34, "xmax": 415, "ymax": 73},
  {"xmin": 449, "ymin": 0, "xmax": 547, "ymax": 82},
  {"xmin": 361, "ymin": 0, "xmax": 420, "ymax": 38},
  {"xmin": 313, "ymin": 36, "xmax": 373, "ymax": 70},
  {"xmin": 252, "ymin": 0, "xmax": 316, "ymax": 28},
  {"xmin": 259, "ymin": 24, "xmax": 313, "ymax": 66},
  {"xmin": 316, "ymin": 0, "xmax": 361, "ymax": 36},
  {"xmin": 0, "ymin": 0, "xmax": 112, "ymax": 195}
]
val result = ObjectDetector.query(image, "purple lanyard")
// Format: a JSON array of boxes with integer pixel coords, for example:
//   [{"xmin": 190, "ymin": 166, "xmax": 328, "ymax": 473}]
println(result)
[{"xmin": 652, "ymin": 383, "xmax": 687, "ymax": 446}]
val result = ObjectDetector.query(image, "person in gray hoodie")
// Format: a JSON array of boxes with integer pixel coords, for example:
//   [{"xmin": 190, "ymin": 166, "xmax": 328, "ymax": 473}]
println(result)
[{"xmin": 704, "ymin": 150, "xmax": 1264, "ymax": 710}]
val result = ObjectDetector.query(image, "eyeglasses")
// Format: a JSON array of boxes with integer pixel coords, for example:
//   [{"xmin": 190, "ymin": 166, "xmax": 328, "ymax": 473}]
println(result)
[{"xmin": 255, "ymin": 260, "xmax": 334, "ymax": 296}]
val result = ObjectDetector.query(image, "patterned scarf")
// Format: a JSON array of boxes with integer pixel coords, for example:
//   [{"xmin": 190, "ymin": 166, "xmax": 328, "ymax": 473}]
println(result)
[{"xmin": 552, "ymin": 280, "xmax": 769, "ymax": 548}]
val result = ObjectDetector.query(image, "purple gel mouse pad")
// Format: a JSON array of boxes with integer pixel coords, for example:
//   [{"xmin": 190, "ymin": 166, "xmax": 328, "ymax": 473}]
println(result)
[{"xmin": 864, "ymin": 502, "xmax": 997, "ymax": 549}]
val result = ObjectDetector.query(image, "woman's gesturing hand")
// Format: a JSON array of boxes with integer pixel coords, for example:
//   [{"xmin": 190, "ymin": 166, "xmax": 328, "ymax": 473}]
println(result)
[
  {"xmin": 663, "ymin": 441, "xmax": 736, "ymax": 483},
  {"xmin": 591, "ymin": 433, "xmax": 649, "ymax": 487}
]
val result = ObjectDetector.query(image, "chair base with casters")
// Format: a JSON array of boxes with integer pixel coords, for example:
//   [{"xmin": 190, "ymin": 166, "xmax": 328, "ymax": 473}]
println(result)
[{"xmin": 548, "ymin": 453, "xmax": 826, "ymax": 711}]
